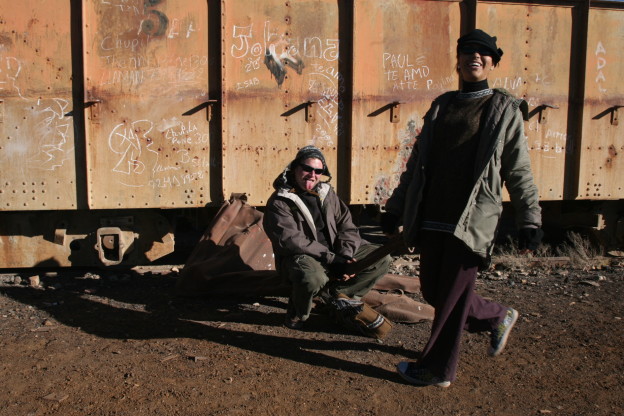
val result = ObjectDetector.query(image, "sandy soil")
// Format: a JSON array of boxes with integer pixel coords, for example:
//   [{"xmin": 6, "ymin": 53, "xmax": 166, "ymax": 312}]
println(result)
[{"xmin": 1, "ymin": 256, "xmax": 623, "ymax": 416}]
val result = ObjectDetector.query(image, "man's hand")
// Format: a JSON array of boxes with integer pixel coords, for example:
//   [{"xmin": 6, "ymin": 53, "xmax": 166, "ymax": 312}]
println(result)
[
  {"xmin": 339, "ymin": 258, "xmax": 357, "ymax": 281},
  {"xmin": 328, "ymin": 256, "xmax": 356, "ymax": 281}
]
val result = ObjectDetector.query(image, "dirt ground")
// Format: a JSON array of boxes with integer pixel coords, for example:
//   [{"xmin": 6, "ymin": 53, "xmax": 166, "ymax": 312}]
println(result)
[{"xmin": 1, "ymin": 254, "xmax": 623, "ymax": 416}]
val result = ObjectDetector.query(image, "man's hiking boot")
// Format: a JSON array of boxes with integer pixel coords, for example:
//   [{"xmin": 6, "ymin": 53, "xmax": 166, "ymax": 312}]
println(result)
[
  {"xmin": 396, "ymin": 362, "xmax": 451, "ymax": 388},
  {"xmin": 489, "ymin": 308, "xmax": 519, "ymax": 356},
  {"xmin": 284, "ymin": 315, "xmax": 305, "ymax": 330}
]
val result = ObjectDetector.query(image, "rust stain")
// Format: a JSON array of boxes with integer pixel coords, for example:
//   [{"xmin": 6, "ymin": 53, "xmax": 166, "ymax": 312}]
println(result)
[
  {"xmin": 27, "ymin": 18, "xmax": 40, "ymax": 29},
  {"xmin": 606, "ymin": 145, "xmax": 618, "ymax": 169},
  {"xmin": 609, "ymin": 145, "xmax": 618, "ymax": 158},
  {"xmin": 0, "ymin": 34, "xmax": 13, "ymax": 48}
]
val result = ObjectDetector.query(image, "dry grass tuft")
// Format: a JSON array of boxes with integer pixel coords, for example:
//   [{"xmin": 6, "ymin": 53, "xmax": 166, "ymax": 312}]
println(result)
[
  {"xmin": 555, "ymin": 231, "xmax": 603, "ymax": 270},
  {"xmin": 493, "ymin": 237, "xmax": 552, "ymax": 271},
  {"xmin": 493, "ymin": 231, "xmax": 604, "ymax": 272}
]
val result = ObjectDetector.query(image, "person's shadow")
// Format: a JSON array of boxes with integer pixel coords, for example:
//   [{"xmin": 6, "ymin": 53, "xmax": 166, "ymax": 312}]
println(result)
[{"xmin": 1, "ymin": 269, "xmax": 419, "ymax": 382}]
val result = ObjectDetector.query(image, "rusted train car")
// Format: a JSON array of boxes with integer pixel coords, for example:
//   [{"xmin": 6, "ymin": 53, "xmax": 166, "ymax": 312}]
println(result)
[{"xmin": 1, "ymin": 0, "xmax": 622, "ymax": 268}]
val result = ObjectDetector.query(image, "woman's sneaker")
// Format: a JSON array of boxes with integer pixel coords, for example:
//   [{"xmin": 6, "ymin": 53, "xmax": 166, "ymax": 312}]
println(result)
[
  {"xmin": 489, "ymin": 308, "xmax": 519, "ymax": 356},
  {"xmin": 396, "ymin": 362, "xmax": 451, "ymax": 388}
]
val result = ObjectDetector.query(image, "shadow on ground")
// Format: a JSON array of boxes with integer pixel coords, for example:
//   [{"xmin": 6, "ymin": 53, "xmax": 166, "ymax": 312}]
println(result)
[{"xmin": 1, "ymin": 270, "xmax": 419, "ymax": 384}]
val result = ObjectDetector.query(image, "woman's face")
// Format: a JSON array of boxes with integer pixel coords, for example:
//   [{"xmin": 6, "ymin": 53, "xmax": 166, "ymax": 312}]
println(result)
[{"xmin": 458, "ymin": 44, "xmax": 496, "ymax": 83}]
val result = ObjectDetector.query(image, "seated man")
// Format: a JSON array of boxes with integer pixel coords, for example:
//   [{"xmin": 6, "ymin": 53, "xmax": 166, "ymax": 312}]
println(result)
[{"xmin": 263, "ymin": 145, "xmax": 391, "ymax": 329}]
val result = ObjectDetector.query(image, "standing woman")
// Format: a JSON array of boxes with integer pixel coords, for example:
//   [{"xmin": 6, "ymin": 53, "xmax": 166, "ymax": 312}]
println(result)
[{"xmin": 381, "ymin": 29, "xmax": 543, "ymax": 387}]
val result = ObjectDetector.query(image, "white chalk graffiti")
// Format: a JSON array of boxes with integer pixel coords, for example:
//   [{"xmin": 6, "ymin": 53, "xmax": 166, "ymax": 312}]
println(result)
[
  {"xmin": 167, "ymin": 18, "xmax": 198, "ymax": 39},
  {"xmin": 0, "ymin": 55, "xmax": 23, "ymax": 98},
  {"xmin": 97, "ymin": 0, "xmax": 204, "ymax": 91},
  {"xmin": 307, "ymin": 63, "xmax": 342, "ymax": 146},
  {"xmin": 107, "ymin": 118, "xmax": 209, "ymax": 188},
  {"xmin": 30, "ymin": 98, "xmax": 73, "ymax": 171},
  {"xmin": 230, "ymin": 20, "xmax": 338, "ymax": 87},
  {"xmin": 163, "ymin": 120, "xmax": 208, "ymax": 145},
  {"xmin": 230, "ymin": 21, "xmax": 339, "ymax": 62},
  {"xmin": 100, "ymin": 35, "xmax": 149, "ymax": 53},
  {"xmin": 97, "ymin": 59, "xmax": 208, "ymax": 92},
  {"xmin": 380, "ymin": 52, "xmax": 437, "ymax": 92},
  {"xmin": 492, "ymin": 76, "xmax": 523, "ymax": 91},
  {"xmin": 236, "ymin": 77, "xmax": 260, "ymax": 90},
  {"xmin": 109, "ymin": 120, "xmax": 155, "ymax": 175},
  {"xmin": 595, "ymin": 41, "xmax": 607, "ymax": 94},
  {"xmin": 382, "ymin": 53, "xmax": 430, "ymax": 91},
  {"xmin": 100, "ymin": 0, "xmax": 143, "ymax": 15},
  {"xmin": 527, "ymin": 123, "xmax": 570, "ymax": 158},
  {"xmin": 244, "ymin": 57, "xmax": 261, "ymax": 73},
  {"xmin": 533, "ymin": 73, "xmax": 553, "ymax": 86},
  {"xmin": 426, "ymin": 75, "xmax": 455, "ymax": 91},
  {"xmin": 227, "ymin": 20, "xmax": 342, "ymax": 144}
]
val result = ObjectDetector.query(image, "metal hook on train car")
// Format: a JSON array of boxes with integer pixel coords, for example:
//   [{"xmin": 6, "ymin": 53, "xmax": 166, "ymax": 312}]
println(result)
[
  {"xmin": 280, "ymin": 101, "xmax": 316, "ymax": 122},
  {"xmin": 367, "ymin": 102, "xmax": 402, "ymax": 123},
  {"xmin": 610, "ymin": 105, "xmax": 623, "ymax": 126},
  {"xmin": 84, "ymin": 99, "xmax": 101, "ymax": 107},
  {"xmin": 305, "ymin": 101, "xmax": 316, "ymax": 123},
  {"xmin": 390, "ymin": 102, "xmax": 401, "ymax": 124},
  {"xmin": 84, "ymin": 99, "xmax": 102, "ymax": 123},
  {"xmin": 536, "ymin": 103, "xmax": 559, "ymax": 124},
  {"xmin": 183, "ymin": 100, "xmax": 219, "ymax": 121},
  {"xmin": 206, "ymin": 99, "xmax": 219, "ymax": 121}
]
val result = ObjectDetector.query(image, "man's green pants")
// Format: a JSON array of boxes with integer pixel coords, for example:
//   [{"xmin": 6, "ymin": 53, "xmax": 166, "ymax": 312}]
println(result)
[{"xmin": 279, "ymin": 244, "xmax": 391, "ymax": 321}]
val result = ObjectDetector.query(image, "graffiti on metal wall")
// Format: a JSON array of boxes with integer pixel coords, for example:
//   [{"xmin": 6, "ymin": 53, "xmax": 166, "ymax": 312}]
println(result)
[
  {"xmin": 307, "ymin": 61, "xmax": 343, "ymax": 146},
  {"xmin": 528, "ymin": 122, "xmax": 569, "ymax": 159},
  {"xmin": 2, "ymin": 98, "xmax": 73, "ymax": 173},
  {"xmin": 381, "ymin": 52, "xmax": 456, "ymax": 92},
  {"xmin": 96, "ymin": 0, "xmax": 207, "ymax": 95},
  {"xmin": 230, "ymin": 20, "xmax": 338, "ymax": 87},
  {"xmin": 107, "ymin": 118, "xmax": 208, "ymax": 188},
  {"xmin": 595, "ymin": 41, "xmax": 608, "ymax": 95},
  {"xmin": 382, "ymin": 53, "xmax": 429, "ymax": 91},
  {"xmin": 0, "ymin": 55, "xmax": 23, "ymax": 98},
  {"xmin": 93, "ymin": 1, "xmax": 211, "ymax": 193},
  {"xmin": 229, "ymin": 19, "xmax": 342, "ymax": 146},
  {"xmin": 29, "ymin": 98, "xmax": 74, "ymax": 171},
  {"xmin": 522, "ymin": 71, "xmax": 570, "ymax": 159}
]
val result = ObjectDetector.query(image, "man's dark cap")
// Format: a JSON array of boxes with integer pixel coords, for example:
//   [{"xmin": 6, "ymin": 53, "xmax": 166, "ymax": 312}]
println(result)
[
  {"xmin": 292, "ymin": 145, "xmax": 331, "ymax": 178},
  {"xmin": 457, "ymin": 29, "xmax": 504, "ymax": 63}
]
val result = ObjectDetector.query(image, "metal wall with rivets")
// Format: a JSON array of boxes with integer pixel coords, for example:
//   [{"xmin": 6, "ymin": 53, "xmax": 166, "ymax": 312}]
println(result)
[
  {"xmin": 0, "ymin": 0, "xmax": 623, "ymax": 267},
  {"xmin": 83, "ymin": 0, "xmax": 212, "ymax": 209},
  {"xmin": 221, "ymin": 0, "xmax": 340, "ymax": 205},
  {"xmin": 477, "ymin": 1, "xmax": 575, "ymax": 201},
  {"xmin": 350, "ymin": 0, "xmax": 462, "ymax": 205},
  {"xmin": 579, "ymin": 5, "xmax": 624, "ymax": 200},
  {"xmin": 0, "ymin": 0, "xmax": 77, "ymax": 210}
]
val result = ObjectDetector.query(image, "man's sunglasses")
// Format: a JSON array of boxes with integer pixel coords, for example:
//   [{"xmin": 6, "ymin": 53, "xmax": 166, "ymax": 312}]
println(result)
[
  {"xmin": 458, "ymin": 46, "xmax": 493, "ymax": 56},
  {"xmin": 299, "ymin": 164, "xmax": 325, "ymax": 175}
]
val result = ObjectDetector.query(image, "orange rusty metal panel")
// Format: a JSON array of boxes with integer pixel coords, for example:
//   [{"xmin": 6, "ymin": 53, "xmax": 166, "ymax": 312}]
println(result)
[
  {"xmin": 351, "ymin": 0, "xmax": 461, "ymax": 205},
  {"xmin": 222, "ymin": 0, "xmax": 339, "ymax": 205},
  {"xmin": 0, "ymin": 1, "xmax": 77, "ymax": 210},
  {"xmin": 578, "ymin": 7, "xmax": 624, "ymax": 200},
  {"xmin": 83, "ymin": 0, "xmax": 211, "ymax": 209},
  {"xmin": 477, "ymin": 2, "xmax": 574, "ymax": 201}
]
